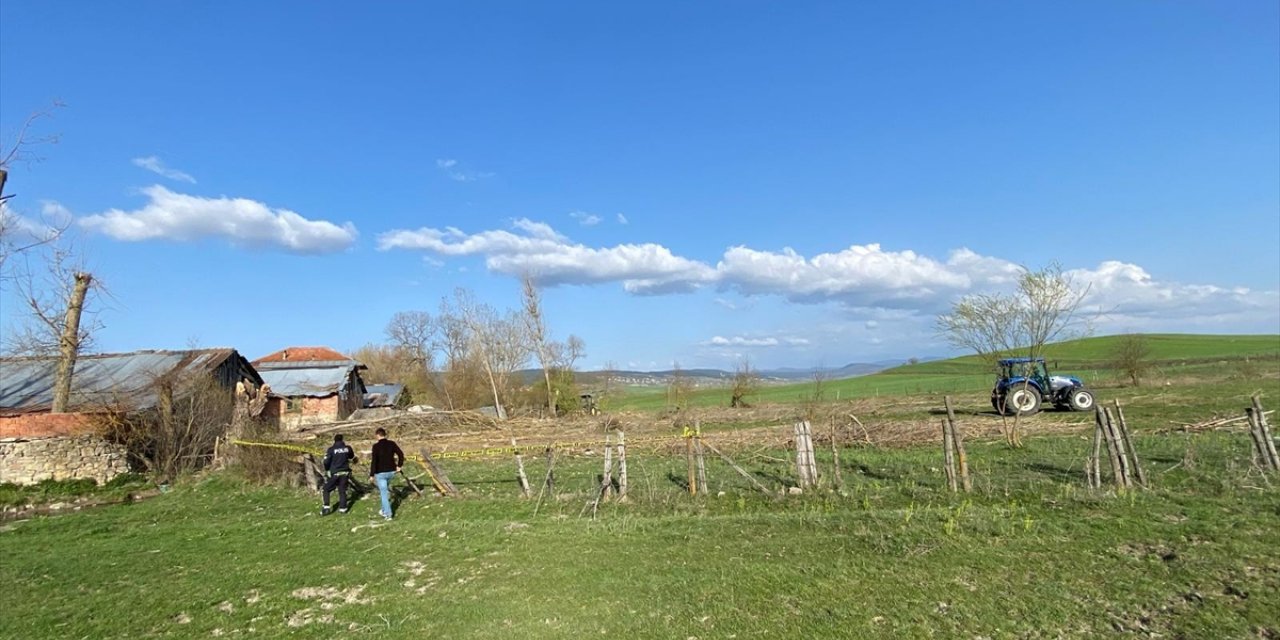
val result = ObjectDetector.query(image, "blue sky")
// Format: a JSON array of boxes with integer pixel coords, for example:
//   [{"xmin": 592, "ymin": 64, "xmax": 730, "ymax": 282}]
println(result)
[{"xmin": 2, "ymin": 2, "xmax": 1277, "ymax": 370}]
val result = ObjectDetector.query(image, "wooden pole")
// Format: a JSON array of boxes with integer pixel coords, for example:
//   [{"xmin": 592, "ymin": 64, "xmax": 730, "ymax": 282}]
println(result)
[
  {"xmin": 512, "ymin": 437, "xmax": 531, "ymax": 498},
  {"xmin": 302, "ymin": 454, "xmax": 323, "ymax": 493},
  {"xmin": 617, "ymin": 431, "xmax": 628, "ymax": 500},
  {"xmin": 1096, "ymin": 408, "xmax": 1124, "ymax": 488},
  {"xmin": 601, "ymin": 434, "xmax": 615, "ymax": 497},
  {"xmin": 687, "ymin": 430, "xmax": 698, "ymax": 496},
  {"xmin": 943, "ymin": 396, "xmax": 971, "ymax": 492},
  {"xmin": 830, "ymin": 420, "xmax": 844, "ymax": 490},
  {"xmin": 695, "ymin": 436, "xmax": 708, "ymax": 495},
  {"xmin": 804, "ymin": 420, "xmax": 819, "ymax": 487},
  {"xmin": 701, "ymin": 439, "xmax": 773, "ymax": 496},
  {"xmin": 418, "ymin": 448, "xmax": 459, "ymax": 497},
  {"xmin": 533, "ymin": 447, "xmax": 556, "ymax": 517},
  {"xmin": 1252, "ymin": 395, "xmax": 1280, "ymax": 471},
  {"xmin": 1089, "ymin": 420, "xmax": 1104, "ymax": 489},
  {"xmin": 941, "ymin": 418, "xmax": 957, "ymax": 492},
  {"xmin": 1103, "ymin": 408, "xmax": 1132, "ymax": 488},
  {"xmin": 1247, "ymin": 409, "xmax": 1271, "ymax": 471},
  {"xmin": 1112, "ymin": 401, "xmax": 1147, "ymax": 487}
]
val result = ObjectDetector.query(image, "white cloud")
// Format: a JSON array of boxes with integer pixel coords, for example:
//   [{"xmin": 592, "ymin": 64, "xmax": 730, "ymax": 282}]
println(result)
[
  {"xmin": 132, "ymin": 156, "xmax": 196, "ymax": 184},
  {"xmin": 570, "ymin": 211, "xmax": 602, "ymax": 226},
  {"xmin": 0, "ymin": 201, "xmax": 63, "ymax": 247},
  {"xmin": 435, "ymin": 158, "xmax": 494, "ymax": 182},
  {"xmin": 379, "ymin": 218, "xmax": 716, "ymax": 292},
  {"xmin": 376, "ymin": 219, "xmax": 1277, "ymax": 329},
  {"xmin": 79, "ymin": 185, "xmax": 357, "ymax": 254},
  {"xmin": 616, "ymin": 213, "xmax": 629, "ymax": 225},
  {"xmin": 703, "ymin": 336, "xmax": 780, "ymax": 347}
]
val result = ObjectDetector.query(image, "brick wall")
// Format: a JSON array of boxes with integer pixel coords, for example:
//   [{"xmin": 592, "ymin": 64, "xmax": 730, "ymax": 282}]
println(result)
[
  {"xmin": 264, "ymin": 395, "xmax": 342, "ymax": 431},
  {"xmin": 0, "ymin": 435, "xmax": 132, "ymax": 486},
  {"xmin": 0, "ymin": 412, "xmax": 100, "ymax": 439}
]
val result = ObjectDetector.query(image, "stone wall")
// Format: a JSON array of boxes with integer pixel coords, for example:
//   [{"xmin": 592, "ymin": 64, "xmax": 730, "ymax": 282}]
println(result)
[{"xmin": 0, "ymin": 435, "xmax": 132, "ymax": 486}]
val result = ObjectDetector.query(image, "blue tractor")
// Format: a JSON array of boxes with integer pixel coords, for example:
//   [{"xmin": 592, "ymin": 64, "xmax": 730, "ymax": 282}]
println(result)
[{"xmin": 991, "ymin": 357, "xmax": 1095, "ymax": 416}]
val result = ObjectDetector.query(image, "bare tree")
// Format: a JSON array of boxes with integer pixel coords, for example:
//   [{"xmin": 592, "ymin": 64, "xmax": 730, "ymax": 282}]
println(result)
[
  {"xmin": 521, "ymin": 275, "xmax": 556, "ymax": 417},
  {"xmin": 937, "ymin": 263, "xmax": 1092, "ymax": 447},
  {"xmin": 667, "ymin": 362, "xmax": 692, "ymax": 411},
  {"xmin": 445, "ymin": 288, "xmax": 531, "ymax": 419},
  {"xmin": 730, "ymin": 357, "xmax": 760, "ymax": 408},
  {"xmin": 386, "ymin": 311, "xmax": 435, "ymax": 367},
  {"xmin": 936, "ymin": 262, "xmax": 1092, "ymax": 369},
  {"xmin": 1110, "ymin": 333, "xmax": 1152, "ymax": 387},
  {"xmin": 1, "ymin": 100, "xmax": 67, "ymax": 276},
  {"xmin": 98, "ymin": 374, "xmax": 234, "ymax": 482}
]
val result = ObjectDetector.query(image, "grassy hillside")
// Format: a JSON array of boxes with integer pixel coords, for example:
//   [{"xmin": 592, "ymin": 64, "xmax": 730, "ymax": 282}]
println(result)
[{"xmin": 611, "ymin": 334, "xmax": 1280, "ymax": 412}]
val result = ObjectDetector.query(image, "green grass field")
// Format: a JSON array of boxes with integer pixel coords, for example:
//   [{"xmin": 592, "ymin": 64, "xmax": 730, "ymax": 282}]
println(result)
[
  {"xmin": 1, "ymin": 333, "xmax": 1278, "ymax": 638},
  {"xmin": 612, "ymin": 334, "xmax": 1280, "ymax": 411}
]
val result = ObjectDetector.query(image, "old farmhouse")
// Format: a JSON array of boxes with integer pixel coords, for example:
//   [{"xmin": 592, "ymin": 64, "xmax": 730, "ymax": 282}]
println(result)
[
  {"xmin": 252, "ymin": 347, "xmax": 367, "ymax": 430},
  {"xmin": 0, "ymin": 349, "xmax": 262, "ymax": 485}
]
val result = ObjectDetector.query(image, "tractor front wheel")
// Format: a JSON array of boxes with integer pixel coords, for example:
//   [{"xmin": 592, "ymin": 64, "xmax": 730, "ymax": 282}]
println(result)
[
  {"xmin": 1004, "ymin": 386, "xmax": 1042, "ymax": 416},
  {"xmin": 1067, "ymin": 388, "xmax": 1095, "ymax": 412}
]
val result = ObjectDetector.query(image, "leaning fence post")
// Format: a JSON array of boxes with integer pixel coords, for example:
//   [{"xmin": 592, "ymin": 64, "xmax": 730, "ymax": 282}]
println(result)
[
  {"xmin": 1112, "ymin": 401, "xmax": 1147, "ymax": 487},
  {"xmin": 1252, "ymin": 394, "xmax": 1280, "ymax": 471},
  {"xmin": 941, "ymin": 418, "xmax": 957, "ymax": 492},
  {"xmin": 1088, "ymin": 418, "xmax": 1104, "ymax": 489},
  {"xmin": 1096, "ymin": 408, "xmax": 1124, "ymax": 488}
]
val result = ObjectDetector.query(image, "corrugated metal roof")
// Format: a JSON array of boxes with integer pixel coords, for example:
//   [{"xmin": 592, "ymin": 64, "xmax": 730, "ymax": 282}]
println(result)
[
  {"xmin": 363, "ymin": 383, "xmax": 404, "ymax": 408},
  {"xmin": 260, "ymin": 365, "xmax": 357, "ymax": 398},
  {"xmin": 0, "ymin": 349, "xmax": 250, "ymax": 414}
]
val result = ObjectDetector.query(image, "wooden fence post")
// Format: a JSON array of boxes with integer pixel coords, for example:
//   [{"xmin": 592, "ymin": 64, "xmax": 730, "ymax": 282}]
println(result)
[
  {"xmin": 695, "ymin": 435, "xmax": 708, "ymax": 496},
  {"xmin": 418, "ymin": 448, "xmax": 460, "ymax": 497},
  {"xmin": 1096, "ymin": 408, "xmax": 1124, "ymax": 488},
  {"xmin": 1251, "ymin": 394, "xmax": 1279, "ymax": 471},
  {"xmin": 1112, "ymin": 401, "xmax": 1147, "ymax": 487},
  {"xmin": 512, "ymin": 437, "xmax": 531, "ymax": 498},
  {"xmin": 941, "ymin": 418, "xmax": 957, "ymax": 492},
  {"xmin": 1103, "ymin": 407, "xmax": 1132, "ymax": 488},
  {"xmin": 1088, "ymin": 419, "xmax": 1103, "ymax": 489},
  {"xmin": 617, "ymin": 431, "xmax": 628, "ymax": 500}
]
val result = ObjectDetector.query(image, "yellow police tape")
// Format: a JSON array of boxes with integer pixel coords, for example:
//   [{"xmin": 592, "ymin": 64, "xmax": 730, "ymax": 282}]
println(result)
[{"xmin": 231, "ymin": 433, "xmax": 684, "ymax": 464}]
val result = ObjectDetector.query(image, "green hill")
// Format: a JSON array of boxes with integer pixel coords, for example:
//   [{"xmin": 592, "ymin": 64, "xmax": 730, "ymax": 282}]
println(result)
[{"xmin": 612, "ymin": 333, "xmax": 1280, "ymax": 411}]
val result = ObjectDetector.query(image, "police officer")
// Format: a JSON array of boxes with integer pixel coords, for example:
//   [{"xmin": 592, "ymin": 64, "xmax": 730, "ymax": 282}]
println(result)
[{"xmin": 321, "ymin": 434, "xmax": 358, "ymax": 515}]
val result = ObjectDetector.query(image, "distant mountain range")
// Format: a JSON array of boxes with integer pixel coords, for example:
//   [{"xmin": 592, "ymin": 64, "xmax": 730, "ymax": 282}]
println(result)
[{"xmin": 519, "ymin": 358, "xmax": 935, "ymax": 388}]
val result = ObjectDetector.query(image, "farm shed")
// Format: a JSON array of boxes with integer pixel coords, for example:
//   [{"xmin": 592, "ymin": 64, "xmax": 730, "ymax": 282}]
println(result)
[
  {"xmin": 252, "ymin": 347, "xmax": 367, "ymax": 430},
  {"xmin": 363, "ymin": 383, "xmax": 407, "ymax": 409},
  {"xmin": 0, "ymin": 349, "xmax": 262, "ymax": 485}
]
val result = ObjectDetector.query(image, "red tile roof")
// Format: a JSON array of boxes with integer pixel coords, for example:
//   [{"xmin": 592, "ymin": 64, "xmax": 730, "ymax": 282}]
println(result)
[{"xmin": 252, "ymin": 346, "xmax": 352, "ymax": 365}]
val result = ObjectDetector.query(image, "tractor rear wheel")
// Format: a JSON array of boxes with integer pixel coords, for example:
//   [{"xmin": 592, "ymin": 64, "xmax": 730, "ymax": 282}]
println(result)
[
  {"xmin": 1004, "ymin": 386, "xmax": 1042, "ymax": 416},
  {"xmin": 1067, "ymin": 388, "xmax": 1095, "ymax": 412}
]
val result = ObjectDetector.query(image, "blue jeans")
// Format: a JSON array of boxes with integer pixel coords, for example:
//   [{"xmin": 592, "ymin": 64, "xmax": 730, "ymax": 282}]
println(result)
[{"xmin": 373, "ymin": 471, "xmax": 397, "ymax": 517}]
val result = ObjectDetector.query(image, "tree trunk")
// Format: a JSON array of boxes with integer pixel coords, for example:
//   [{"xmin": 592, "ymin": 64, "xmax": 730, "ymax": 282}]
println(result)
[{"xmin": 51, "ymin": 272, "xmax": 92, "ymax": 413}]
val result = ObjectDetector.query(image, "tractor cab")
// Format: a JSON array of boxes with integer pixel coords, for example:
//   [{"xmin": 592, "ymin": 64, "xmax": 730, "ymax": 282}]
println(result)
[{"xmin": 997, "ymin": 357, "xmax": 1049, "ymax": 391}]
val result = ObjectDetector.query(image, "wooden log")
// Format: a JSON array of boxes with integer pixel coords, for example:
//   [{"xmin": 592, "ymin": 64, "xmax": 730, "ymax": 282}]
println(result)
[
  {"xmin": 1253, "ymin": 395, "xmax": 1280, "ymax": 471},
  {"xmin": 617, "ymin": 432, "xmax": 628, "ymax": 500},
  {"xmin": 1112, "ymin": 401, "xmax": 1147, "ymax": 487},
  {"xmin": 418, "ymin": 448, "xmax": 460, "ymax": 497},
  {"xmin": 941, "ymin": 418, "xmax": 957, "ymax": 492},
  {"xmin": 512, "ymin": 437, "xmax": 531, "ymax": 498},
  {"xmin": 1096, "ymin": 408, "xmax": 1124, "ymax": 488},
  {"xmin": 701, "ymin": 439, "xmax": 774, "ymax": 496}
]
